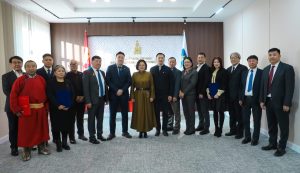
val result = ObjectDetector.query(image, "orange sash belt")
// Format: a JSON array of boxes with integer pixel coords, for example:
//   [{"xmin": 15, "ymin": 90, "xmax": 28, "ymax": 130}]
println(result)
[{"xmin": 29, "ymin": 103, "xmax": 44, "ymax": 109}]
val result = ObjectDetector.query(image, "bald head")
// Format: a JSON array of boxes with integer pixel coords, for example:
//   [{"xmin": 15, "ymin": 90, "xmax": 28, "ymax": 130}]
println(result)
[{"xmin": 70, "ymin": 60, "xmax": 78, "ymax": 72}]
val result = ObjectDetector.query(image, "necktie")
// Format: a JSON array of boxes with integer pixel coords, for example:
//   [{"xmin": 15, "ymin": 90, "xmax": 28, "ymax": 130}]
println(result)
[
  {"xmin": 47, "ymin": 69, "xmax": 51, "ymax": 77},
  {"xmin": 97, "ymin": 70, "xmax": 104, "ymax": 97},
  {"xmin": 268, "ymin": 65, "xmax": 275, "ymax": 93},
  {"xmin": 118, "ymin": 66, "xmax": 122, "ymax": 76},
  {"xmin": 247, "ymin": 70, "xmax": 254, "ymax": 92},
  {"xmin": 231, "ymin": 66, "xmax": 235, "ymax": 73}
]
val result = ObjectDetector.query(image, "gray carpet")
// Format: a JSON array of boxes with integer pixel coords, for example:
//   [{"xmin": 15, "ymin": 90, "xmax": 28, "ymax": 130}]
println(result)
[{"xmin": 1, "ymin": 110, "xmax": 300, "ymax": 173}]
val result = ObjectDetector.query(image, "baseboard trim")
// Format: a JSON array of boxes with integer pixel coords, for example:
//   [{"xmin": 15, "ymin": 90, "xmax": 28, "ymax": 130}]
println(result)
[{"xmin": 0, "ymin": 135, "xmax": 8, "ymax": 144}]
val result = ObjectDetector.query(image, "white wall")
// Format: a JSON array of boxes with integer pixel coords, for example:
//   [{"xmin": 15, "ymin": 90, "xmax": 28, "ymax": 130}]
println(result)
[{"xmin": 224, "ymin": 0, "xmax": 300, "ymax": 150}]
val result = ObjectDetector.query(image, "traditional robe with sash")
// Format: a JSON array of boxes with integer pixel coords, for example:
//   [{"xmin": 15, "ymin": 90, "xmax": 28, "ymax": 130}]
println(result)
[{"xmin": 10, "ymin": 74, "xmax": 49, "ymax": 147}]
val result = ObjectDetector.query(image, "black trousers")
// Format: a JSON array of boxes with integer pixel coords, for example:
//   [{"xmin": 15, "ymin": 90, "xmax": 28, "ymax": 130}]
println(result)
[
  {"xmin": 182, "ymin": 95, "xmax": 196, "ymax": 132},
  {"xmin": 6, "ymin": 111, "xmax": 18, "ymax": 149},
  {"xmin": 109, "ymin": 95, "xmax": 129, "ymax": 134},
  {"xmin": 88, "ymin": 97, "xmax": 105, "ymax": 139},
  {"xmin": 196, "ymin": 97, "xmax": 210, "ymax": 129},
  {"xmin": 242, "ymin": 96, "xmax": 262, "ymax": 141},
  {"xmin": 49, "ymin": 110, "xmax": 59, "ymax": 141},
  {"xmin": 70, "ymin": 102, "xmax": 85, "ymax": 138},
  {"xmin": 154, "ymin": 97, "xmax": 169, "ymax": 132},
  {"xmin": 228, "ymin": 99, "xmax": 243, "ymax": 135},
  {"xmin": 266, "ymin": 98, "xmax": 289, "ymax": 149}
]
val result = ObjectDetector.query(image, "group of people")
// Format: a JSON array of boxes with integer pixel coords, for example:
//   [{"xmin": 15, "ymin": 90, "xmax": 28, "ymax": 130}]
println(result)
[{"xmin": 1, "ymin": 48, "xmax": 295, "ymax": 162}]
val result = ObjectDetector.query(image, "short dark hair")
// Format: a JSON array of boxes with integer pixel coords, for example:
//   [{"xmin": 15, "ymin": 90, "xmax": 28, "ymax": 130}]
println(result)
[
  {"xmin": 247, "ymin": 55, "xmax": 258, "ymax": 61},
  {"xmin": 136, "ymin": 59, "xmax": 147, "ymax": 70},
  {"xmin": 116, "ymin": 51, "xmax": 125, "ymax": 57},
  {"xmin": 91, "ymin": 55, "xmax": 101, "ymax": 61},
  {"xmin": 268, "ymin": 48, "xmax": 280, "ymax": 54},
  {"xmin": 211, "ymin": 57, "xmax": 223, "ymax": 71},
  {"xmin": 9, "ymin": 56, "xmax": 23, "ymax": 63},
  {"xmin": 42, "ymin": 53, "xmax": 53, "ymax": 59},
  {"xmin": 24, "ymin": 60, "xmax": 37, "ymax": 68},
  {"xmin": 183, "ymin": 57, "xmax": 193, "ymax": 70},
  {"xmin": 156, "ymin": 53, "xmax": 165, "ymax": 58},
  {"xmin": 168, "ymin": 57, "xmax": 176, "ymax": 61},
  {"xmin": 198, "ymin": 52, "xmax": 206, "ymax": 57}
]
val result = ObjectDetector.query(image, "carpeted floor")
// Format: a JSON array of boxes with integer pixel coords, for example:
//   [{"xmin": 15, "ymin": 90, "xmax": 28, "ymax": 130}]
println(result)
[{"xmin": 0, "ymin": 110, "xmax": 300, "ymax": 173}]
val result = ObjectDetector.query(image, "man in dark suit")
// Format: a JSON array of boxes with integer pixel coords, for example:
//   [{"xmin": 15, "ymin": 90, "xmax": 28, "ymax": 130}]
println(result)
[
  {"xmin": 83, "ymin": 56, "xmax": 108, "ymax": 144},
  {"xmin": 239, "ymin": 55, "xmax": 262, "ymax": 146},
  {"xmin": 106, "ymin": 51, "xmax": 132, "ymax": 140},
  {"xmin": 167, "ymin": 57, "xmax": 182, "ymax": 135},
  {"xmin": 36, "ymin": 53, "xmax": 56, "ymax": 142},
  {"xmin": 225, "ymin": 52, "xmax": 248, "ymax": 139},
  {"xmin": 2, "ymin": 56, "xmax": 23, "ymax": 156},
  {"xmin": 150, "ymin": 53, "xmax": 174, "ymax": 136},
  {"xmin": 66, "ymin": 60, "xmax": 88, "ymax": 143},
  {"xmin": 260, "ymin": 48, "xmax": 295, "ymax": 157},
  {"xmin": 195, "ymin": 52, "xmax": 210, "ymax": 135}
]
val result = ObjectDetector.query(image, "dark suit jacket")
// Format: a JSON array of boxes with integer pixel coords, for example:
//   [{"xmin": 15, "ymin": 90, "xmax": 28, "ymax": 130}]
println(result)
[
  {"xmin": 171, "ymin": 67, "xmax": 182, "ymax": 98},
  {"xmin": 239, "ymin": 68, "xmax": 262, "ymax": 103},
  {"xmin": 36, "ymin": 67, "xmax": 54, "ymax": 81},
  {"xmin": 106, "ymin": 64, "xmax": 131, "ymax": 99},
  {"xmin": 180, "ymin": 69, "xmax": 198, "ymax": 96},
  {"xmin": 196, "ymin": 63, "xmax": 210, "ymax": 98},
  {"xmin": 208, "ymin": 68, "xmax": 228, "ymax": 94},
  {"xmin": 83, "ymin": 68, "xmax": 108, "ymax": 105},
  {"xmin": 227, "ymin": 64, "xmax": 248, "ymax": 101},
  {"xmin": 150, "ymin": 64, "xmax": 174, "ymax": 98},
  {"xmin": 2, "ymin": 71, "xmax": 18, "ymax": 112},
  {"xmin": 260, "ymin": 62, "xmax": 295, "ymax": 108}
]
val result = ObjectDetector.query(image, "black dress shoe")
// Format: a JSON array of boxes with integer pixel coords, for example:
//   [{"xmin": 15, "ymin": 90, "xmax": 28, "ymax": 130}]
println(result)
[
  {"xmin": 62, "ymin": 144, "xmax": 71, "ymax": 150},
  {"xmin": 274, "ymin": 148, "xmax": 286, "ymax": 157},
  {"xmin": 107, "ymin": 134, "xmax": 116, "ymax": 140},
  {"xmin": 89, "ymin": 138, "xmax": 100, "ymax": 144},
  {"xmin": 78, "ymin": 135, "xmax": 88, "ymax": 141},
  {"xmin": 242, "ymin": 138, "xmax": 251, "ymax": 144},
  {"xmin": 70, "ymin": 138, "xmax": 77, "ymax": 144},
  {"xmin": 251, "ymin": 140, "xmax": 259, "ymax": 146},
  {"xmin": 225, "ymin": 131, "xmax": 236, "ymax": 136},
  {"xmin": 235, "ymin": 134, "xmax": 243, "ymax": 139},
  {"xmin": 11, "ymin": 148, "xmax": 19, "ymax": 156},
  {"xmin": 143, "ymin": 132, "xmax": 148, "ymax": 138},
  {"xmin": 167, "ymin": 127, "xmax": 173, "ymax": 132},
  {"xmin": 139, "ymin": 132, "xmax": 143, "ymax": 138},
  {"xmin": 184, "ymin": 131, "xmax": 195, "ymax": 135},
  {"xmin": 262, "ymin": 144, "xmax": 277, "ymax": 150},
  {"xmin": 122, "ymin": 132, "xmax": 132, "ymax": 139},
  {"xmin": 162, "ymin": 131, "xmax": 169, "ymax": 136},
  {"xmin": 155, "ymin": 131, "xmax": 160, "ymax": 136},
  {"xmin": 97, "ymin": 135, "xmax": 107, "ymax": 141},
  {"xmin": 172, "ymin": 130, "xmax": 180, "ymax": 135},
  {"xmin": 200, "ymin": 129, "xmax": 210, "ymax": 135},
  {"xmin": 195, "ymin": 126, "xmax": 204, "ymax": 131}
]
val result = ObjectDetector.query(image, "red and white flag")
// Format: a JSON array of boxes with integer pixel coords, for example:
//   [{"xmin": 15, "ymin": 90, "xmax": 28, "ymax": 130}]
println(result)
[{"xmin": 83, "ymin": 30, "xmax": 90, "ymax": 70}]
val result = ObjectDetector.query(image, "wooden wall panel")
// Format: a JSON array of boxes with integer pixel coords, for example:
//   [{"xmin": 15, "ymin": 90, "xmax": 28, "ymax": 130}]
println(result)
[{"xmin": 50, "ymin": 22, "xmax": 223, "ymax": 68}]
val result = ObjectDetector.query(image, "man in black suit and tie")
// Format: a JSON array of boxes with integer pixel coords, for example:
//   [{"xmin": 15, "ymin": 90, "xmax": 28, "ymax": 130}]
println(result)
[
  {"xmin": 36, "ymin": 53, "xmax": 56, "ymax": 142},
  {"xmin": 106, "ymin": 51, "xmax": 132, "ymax": 140},
  {"xmin": 225, "ymin": 52, "xmax": 248, "ymax": 139},
  {"xmin": 239, "ymin": 55, "xmax": 262, "ymax": 145},
  {"xmin": 83, "ymin": 56, "xmax": 108, "ymax": 144},
  {"xmin": 167, "ymin": 57, "xmax": 182, "ymax": 135},
  {"xmin": 195, "ymin": 52, "xmax": 211, "ymax": 135},
  {"xmin": 260, "ymin": 48, "xmax": 295, "ymax": 157},
  {"xmin": 2, "ymin": 56, "xmax": 23, "ymax": 156},
  {"xmin": 150, "ymin": 53, "xmax": 174, "ymax": 136}
]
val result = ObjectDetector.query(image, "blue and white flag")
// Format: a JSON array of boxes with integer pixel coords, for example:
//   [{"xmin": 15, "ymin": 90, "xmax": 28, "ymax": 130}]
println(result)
[{"xmin": 181, "ymin": 30, "xmax": 188, "ymax": 69}]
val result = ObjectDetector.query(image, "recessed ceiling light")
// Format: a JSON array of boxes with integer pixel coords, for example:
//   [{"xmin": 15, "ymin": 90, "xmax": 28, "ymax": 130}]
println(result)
[
  {"xmin": 157, "ymin": 0, "xmax": 163, "ymax": 2},
  {"xmin": 170, "ymin": 0, "xmax": 176, "ymax": 2},
  {"xmin": 104, "ymin": 0, "xmax": 111, "ymax": 2},
  {"xmin": 91, "ymin": 0, "xmax": 96, "ymax": 2}
]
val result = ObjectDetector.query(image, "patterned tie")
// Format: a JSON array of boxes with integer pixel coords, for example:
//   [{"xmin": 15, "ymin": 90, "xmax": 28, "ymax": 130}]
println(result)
[
  {"xmin": 96, "ymin": 70, "xmax": 104, "ymax": 97},
  {"xmin": 268, "ymin": 65, "xmax": 275, "ymax": 94},
  {"xmin": 247, "ymin": 70, "xmax": 254, "ymax": 92}
]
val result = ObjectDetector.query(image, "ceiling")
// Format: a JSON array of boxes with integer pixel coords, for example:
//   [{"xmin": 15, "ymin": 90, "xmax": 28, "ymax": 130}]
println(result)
[{"xmin": 6, "ymin": 0, "xmax": 255, "ymax": 23}]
